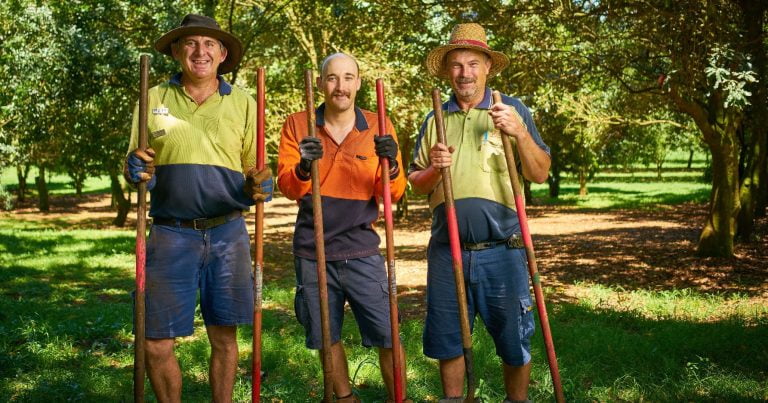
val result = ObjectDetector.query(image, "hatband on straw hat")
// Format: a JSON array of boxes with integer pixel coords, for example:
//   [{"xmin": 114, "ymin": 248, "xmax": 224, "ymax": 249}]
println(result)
[
  {"xmin": 426, "ymin": 23, "xmax": 509, "ymax": 78},
  {"xmin": 154, "ymin": 14, "xmax": 243, "ymax": 75}
]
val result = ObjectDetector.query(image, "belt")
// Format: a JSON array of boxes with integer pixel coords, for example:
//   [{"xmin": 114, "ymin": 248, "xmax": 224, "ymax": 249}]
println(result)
[
  {"xmin": 462, "ymin": 233, "xmax": 524, "ymax": 251},
  {"xmin": 152, "ymin": 210, "xmax": 243, "ymax": 230}
]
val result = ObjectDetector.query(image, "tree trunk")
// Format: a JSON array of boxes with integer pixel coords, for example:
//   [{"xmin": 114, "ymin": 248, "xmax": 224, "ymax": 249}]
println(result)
[
  {"xmin": 72, "ymin": 172, "xmax": 85, "ymax": 197},
  {"xmin": 737, "ymin": 0, "xmax": 768, "ymax": 223},
  {"xmin": 687, "ymin": 148, "xmax": 694, "ymax": 169},
  {"xmin": 16, "ymin": 164, "xmax": 29, "ymax": 203},
  {"xmin": 110, "ymin": 170, "xmax": 130, "ymax": 227},
  {"xmin": 735, "ymin": 0, "xmax": 767, "ymax": 239},
  {"xmin": 523, "ymin": 179, "xmax": 532, "ymax": 205},
  {"xmin": 669, "ymin": 82, "xmax": 743, "ymax": 257},
  {"xmin": 548, "ymin": 149, "xmax": 561, "ymax": 198},
  {"xmin": 698, "ymin": 141, "xmax": 740, "ymax": 257},
  {"xmin": 578, "ymin": 170, "xmax": 588, "ymax": 196},
  {"xmin": 35, "ymin": 166, "xmax": 49, "ymax": 212},
  {"xmin": 757, "ymin": 146, "xmax": 768, "ymax": 217}
]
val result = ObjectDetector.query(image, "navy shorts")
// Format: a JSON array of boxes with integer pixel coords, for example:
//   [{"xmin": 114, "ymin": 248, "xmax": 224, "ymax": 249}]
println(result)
[
  {"xmin": 423, "ymin": 238, "xmax": 535, "ymax": 366},
  {"xmin": 142, "ymin": 217, "xmax": 254, "ymax": 339},
  {"xmin": 294, "ymin": 255, "xmax": 395, "ymax": 349}
]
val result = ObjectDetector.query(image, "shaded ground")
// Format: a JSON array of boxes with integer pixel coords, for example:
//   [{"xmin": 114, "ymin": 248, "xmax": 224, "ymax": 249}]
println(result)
[{"xmin": 6, "ymin": 192, "xmax": 767, "ymax": 319}]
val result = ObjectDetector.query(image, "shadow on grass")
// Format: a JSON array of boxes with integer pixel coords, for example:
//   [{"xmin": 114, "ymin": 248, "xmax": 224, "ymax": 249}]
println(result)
[
  {"xmin": 2, "ymin": 223, "xmax": 766, "ymax": 401},
  {"xmin": 539, "ymin": 302, "xmax": 768, "ymax": 402}
]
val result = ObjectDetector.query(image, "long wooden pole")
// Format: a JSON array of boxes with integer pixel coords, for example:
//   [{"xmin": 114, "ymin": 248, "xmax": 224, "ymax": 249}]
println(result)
[
  {"xmin": 492, "ymin": 91, "xmax": 565, "ymax": 403},
  {"xmin": 133, "ymin": 53, "xmax": 149, "ymax": 403},
  {"xmin": 252, "ymin": 67, "xmax": 266, "ymax": 403},
  {"xmin": 305, "ymin": 69, "xmax": 334, "ymax": 403},
  {"xmin": 431, "ymin": 89, "xmax": 474, "ymax": 401},
  {"xmin": 375, "ymin": 79, "xmax": 404, "ymax": 403}
]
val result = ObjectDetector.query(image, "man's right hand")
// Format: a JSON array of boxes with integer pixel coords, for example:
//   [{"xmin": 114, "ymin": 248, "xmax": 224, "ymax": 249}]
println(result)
[
  {"xmin": 429, "ymin": 142, "xmax": 455, "ymax": 170},
  {"xmin": 298, "ymin": 137, "xmax": 323, "ymax": 174},
  {"xmin": 124, "ymin": 147, "xmax": 156, "ymax": 185}
]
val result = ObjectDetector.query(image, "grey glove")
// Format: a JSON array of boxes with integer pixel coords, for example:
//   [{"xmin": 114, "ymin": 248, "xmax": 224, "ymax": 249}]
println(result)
[{"xmin": 298, "ymin": 137, "xmax": 323, "ymax": 175}]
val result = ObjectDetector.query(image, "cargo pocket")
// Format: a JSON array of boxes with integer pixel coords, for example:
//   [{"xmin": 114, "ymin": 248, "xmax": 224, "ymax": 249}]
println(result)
[
  {"xmin": 294, "ymin": 285, "xmax": 309, "ymax": 327},
  {"xmin": 518, "ymin": 296, "xmax": 535, "ymax": 341}
]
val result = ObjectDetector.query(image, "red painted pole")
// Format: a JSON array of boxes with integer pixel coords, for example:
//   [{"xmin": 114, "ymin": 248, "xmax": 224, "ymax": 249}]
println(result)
[
  {"xmin": 133, "ymin": 54, "xmax": 149, "ymax": 403},
  {"xmin": 492, "ymin": 91, "xmax": 565, "ymax": 403},
  {"xmin": 305, "ymin": 69, "xmax": 334, "ymax": 403},
  {"xmin": 431, "ymin": 89, "xmax": 475, "ymax": 401},
  {"xmin": 252, "ymin": 67, "xmax": 266, "ymax": 403},
  {"xmin": 375, "ymin": 79, "xmax": 404, "ymax": 403}
]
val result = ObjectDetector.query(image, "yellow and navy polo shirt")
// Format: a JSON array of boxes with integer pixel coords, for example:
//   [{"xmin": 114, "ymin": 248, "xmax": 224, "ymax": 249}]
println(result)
[
  {"xmin": 277, "ymin": 104, "xmax": 407, "ymax": 261},
  {"xmin": 409, "ymin": 88, "xmax": 550, "ymax": 243},
  {"xmin": 128, "ymin": 73, "xmax": 259, "ymax": 220}
]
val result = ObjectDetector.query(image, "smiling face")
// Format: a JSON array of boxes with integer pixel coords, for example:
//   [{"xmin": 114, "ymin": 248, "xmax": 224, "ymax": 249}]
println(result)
[
  {"xmin": 318, "ymin": 53, "xmax": 361, "ymax": 114},
  {"xmin": 172, "ymin": 35, "xmax": 227, "ymax": 82},
  {"xmin": 443, "ymin": 48, "xmax": 491, "ymax": 106}
]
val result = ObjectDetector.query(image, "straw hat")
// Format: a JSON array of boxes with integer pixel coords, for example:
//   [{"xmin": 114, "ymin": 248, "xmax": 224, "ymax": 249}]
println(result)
[
  {"xmin": 426, "ymin": 23, "xmax": 510, "ymax": 78},
  {"xmin": 154, "ymin": 14, "xmax": 243, "ymax": 75}
]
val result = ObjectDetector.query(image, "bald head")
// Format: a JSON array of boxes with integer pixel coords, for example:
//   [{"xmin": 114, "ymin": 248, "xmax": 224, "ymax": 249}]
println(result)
[{"xmin": 321, "ymin": 52, "xmax": 360, "ymax": 77}]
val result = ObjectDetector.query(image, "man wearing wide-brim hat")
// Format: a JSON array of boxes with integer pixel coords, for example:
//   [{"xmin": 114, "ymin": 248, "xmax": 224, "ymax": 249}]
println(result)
[
  {"xmin": 124, "ymin": 14, "xmax": 272, "ymax": 402},
  {"xmin": 408, "ymin": 23, "xmax": 551, "ymax": 402}
]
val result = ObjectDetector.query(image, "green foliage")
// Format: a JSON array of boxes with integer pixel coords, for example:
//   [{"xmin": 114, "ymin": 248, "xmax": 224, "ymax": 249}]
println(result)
[{"xmin": 704, "ymin": 45, "xmax": 758, "ymax": 110}]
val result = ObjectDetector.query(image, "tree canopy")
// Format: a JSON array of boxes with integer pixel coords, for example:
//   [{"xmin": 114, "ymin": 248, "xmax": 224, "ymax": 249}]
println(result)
[{"xmin": 1, "ymin": 0, "xmax": 765, "ymax": 257}]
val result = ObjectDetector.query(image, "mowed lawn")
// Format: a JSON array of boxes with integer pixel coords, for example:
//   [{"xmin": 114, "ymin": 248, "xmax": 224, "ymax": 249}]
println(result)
[{"xmin": 1, "ymin": 161, "xmax": 767, "ymax": 401}]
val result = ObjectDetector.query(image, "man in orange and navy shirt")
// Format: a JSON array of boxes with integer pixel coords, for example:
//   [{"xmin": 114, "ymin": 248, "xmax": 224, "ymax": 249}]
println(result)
[{"xmin": 277, "ymin": 52, "xmax": 408, "ymax": 403}]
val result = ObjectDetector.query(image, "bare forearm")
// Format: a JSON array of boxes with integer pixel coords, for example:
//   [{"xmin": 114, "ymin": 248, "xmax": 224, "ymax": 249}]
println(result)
[
  {"xmin": 408, "ymin": 165, "xmax": 443, "ymax": 195},
  {"xmin": 516, "ymin": 133, "xmax": 551, "ymax": 184}
]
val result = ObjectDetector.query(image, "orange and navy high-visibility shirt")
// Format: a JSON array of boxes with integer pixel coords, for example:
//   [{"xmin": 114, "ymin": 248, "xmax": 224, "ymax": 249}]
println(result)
[
  {"xmin": 127, "ymin": 73, "xmax": 259, "ymax": 220},
  {"xmin": 277, "ymin": 104, "xmax": 406, "ymax": 261}
]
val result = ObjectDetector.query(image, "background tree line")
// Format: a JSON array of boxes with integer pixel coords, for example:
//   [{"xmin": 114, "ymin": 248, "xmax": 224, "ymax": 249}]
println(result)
[{"xmin": 1, "ymin": 0, "xmax": 765, "ymax": 258}]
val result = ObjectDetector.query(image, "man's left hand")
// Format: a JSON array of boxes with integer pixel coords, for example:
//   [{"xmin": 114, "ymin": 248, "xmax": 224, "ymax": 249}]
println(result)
[
  {"xmin": 489, "ymin": 102, "xmax": 528, "ymax": 139},
  {"xmin": 374, "ymin": 135, "xmax": 398, "ymax": 162},
  {"xmin": 245, "ymin": 167, "xmax": 273, "ymax": 202}
]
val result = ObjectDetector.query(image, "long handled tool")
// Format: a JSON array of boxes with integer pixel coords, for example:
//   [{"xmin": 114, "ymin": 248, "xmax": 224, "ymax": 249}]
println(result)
[
  {"xmin": 134, "ymin": 54, "xmax": 149, "ymax": 403},
  {"xmin": 252, "ymin": 67, "xmax": 266, "ymax": 403},
  {"xmin": 431, "ymin": 89, "xmax": 475, "ymax": 401},
  {"xmin": 375, "ymin": 79, "xmax": 404, "ymax": 403},
  {"xmin": 492, "ymin": 91, "xmax": 565, "ymax": 403},
  {"xmin": 305, "ymin": 69, "xmax": 334, "ymax": 403}
]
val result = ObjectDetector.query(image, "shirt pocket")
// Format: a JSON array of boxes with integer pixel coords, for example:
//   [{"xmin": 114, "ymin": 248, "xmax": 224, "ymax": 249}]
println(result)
[
  {"xmin": 341, "ymin": 148, "xmax": 379, "ymax": 195},
  {"xmin": 479, "ymin": 129, "xmax": 508, "ymax": 173}
]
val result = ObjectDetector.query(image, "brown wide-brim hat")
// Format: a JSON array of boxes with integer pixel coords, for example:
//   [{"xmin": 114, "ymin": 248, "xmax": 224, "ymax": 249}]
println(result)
[
  {"xmin": 154, "ymin": 14, "xmax": 243, "ymax": 75},
  {"xmin": 426, "ymin": 23, "xmax": 510, "ymax": 79}
]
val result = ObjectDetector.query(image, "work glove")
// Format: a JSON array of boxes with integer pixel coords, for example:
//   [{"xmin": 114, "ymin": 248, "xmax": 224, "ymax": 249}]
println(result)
[
  {"xmin": 298, "ymin": 137, "xmax": 323, "ymax": 176},
  {"xmin": 124, "ymin": 148, "xmax": 156, "ymax": 190},
  {"xmin": 374, "ymin": 135, "xmax": 400, "ymax": 179},
  {"xmin": 244, "ymin": 166, "xmax": 273, "ymax": 202}
]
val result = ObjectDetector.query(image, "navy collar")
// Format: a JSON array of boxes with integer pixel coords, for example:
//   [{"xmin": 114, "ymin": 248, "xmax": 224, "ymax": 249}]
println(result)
[
  {"xmin": 445, "ymin": 87, "xmax": 493, "ymax": 113},
  {"xmin": 316, "ymin": 103, "xmax": 369, "ymax": 131},
  {"xmin": 169, "ymin": 73, "xmax": 233, "ymax": 96}
]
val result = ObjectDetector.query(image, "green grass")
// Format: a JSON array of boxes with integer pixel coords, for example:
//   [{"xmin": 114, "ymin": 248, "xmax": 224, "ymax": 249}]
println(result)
[
  {"xmin": 1, "ymin": 167, "xmax": 112, "ymax": 196},
  {"xmin": 1, "ymin": 219, "xmax": 766, "ymax": 401},
  {"xmin": 531, "ymin": 180, "xmax": 711, "ymax": 209}
]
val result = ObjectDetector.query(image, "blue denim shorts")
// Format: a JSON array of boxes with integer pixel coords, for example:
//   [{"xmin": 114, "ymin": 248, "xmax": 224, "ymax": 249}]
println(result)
[
  {"xmin": 293, "ymin": 255, "xmax": 395, "ymax": 349},
  {"xmin": 423, "ymin": 238, "xmax": 535, "ymax": 366},
  {"xmin": 142, "ymin": 217, "xmax": 253, "ymax": 338}
]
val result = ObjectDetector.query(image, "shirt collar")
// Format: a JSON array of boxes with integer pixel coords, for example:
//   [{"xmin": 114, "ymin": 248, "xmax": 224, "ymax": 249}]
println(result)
[
  {"xmin": 446, "ymin": 87, "xmax": 493, "ymax": 112},
  {"xmin": 316, "ymin": 103, "xmax": 369, "ymax": 131},
  {"xmin": 169, "ymin": 73, "xmax": 233, "ymax": 96}
]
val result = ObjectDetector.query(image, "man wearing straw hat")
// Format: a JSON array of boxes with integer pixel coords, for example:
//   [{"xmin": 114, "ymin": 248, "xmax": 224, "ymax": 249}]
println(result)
[
  {"xmin": 277, "ymin": 52, "xmax": 408, "ymax": 402},
  {"xmin": 124, "ymin": 14, "xmax": 272, "ymax": 402},
  {"xmin": 408, "ymin": 23, "xmax": 551, "ymax": 402}
]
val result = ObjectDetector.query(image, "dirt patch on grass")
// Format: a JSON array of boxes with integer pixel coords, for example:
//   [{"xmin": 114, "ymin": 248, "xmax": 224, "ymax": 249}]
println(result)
[{"xmin": 4, "ymin": 193, "xmax": 767, "ymax": 317}]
